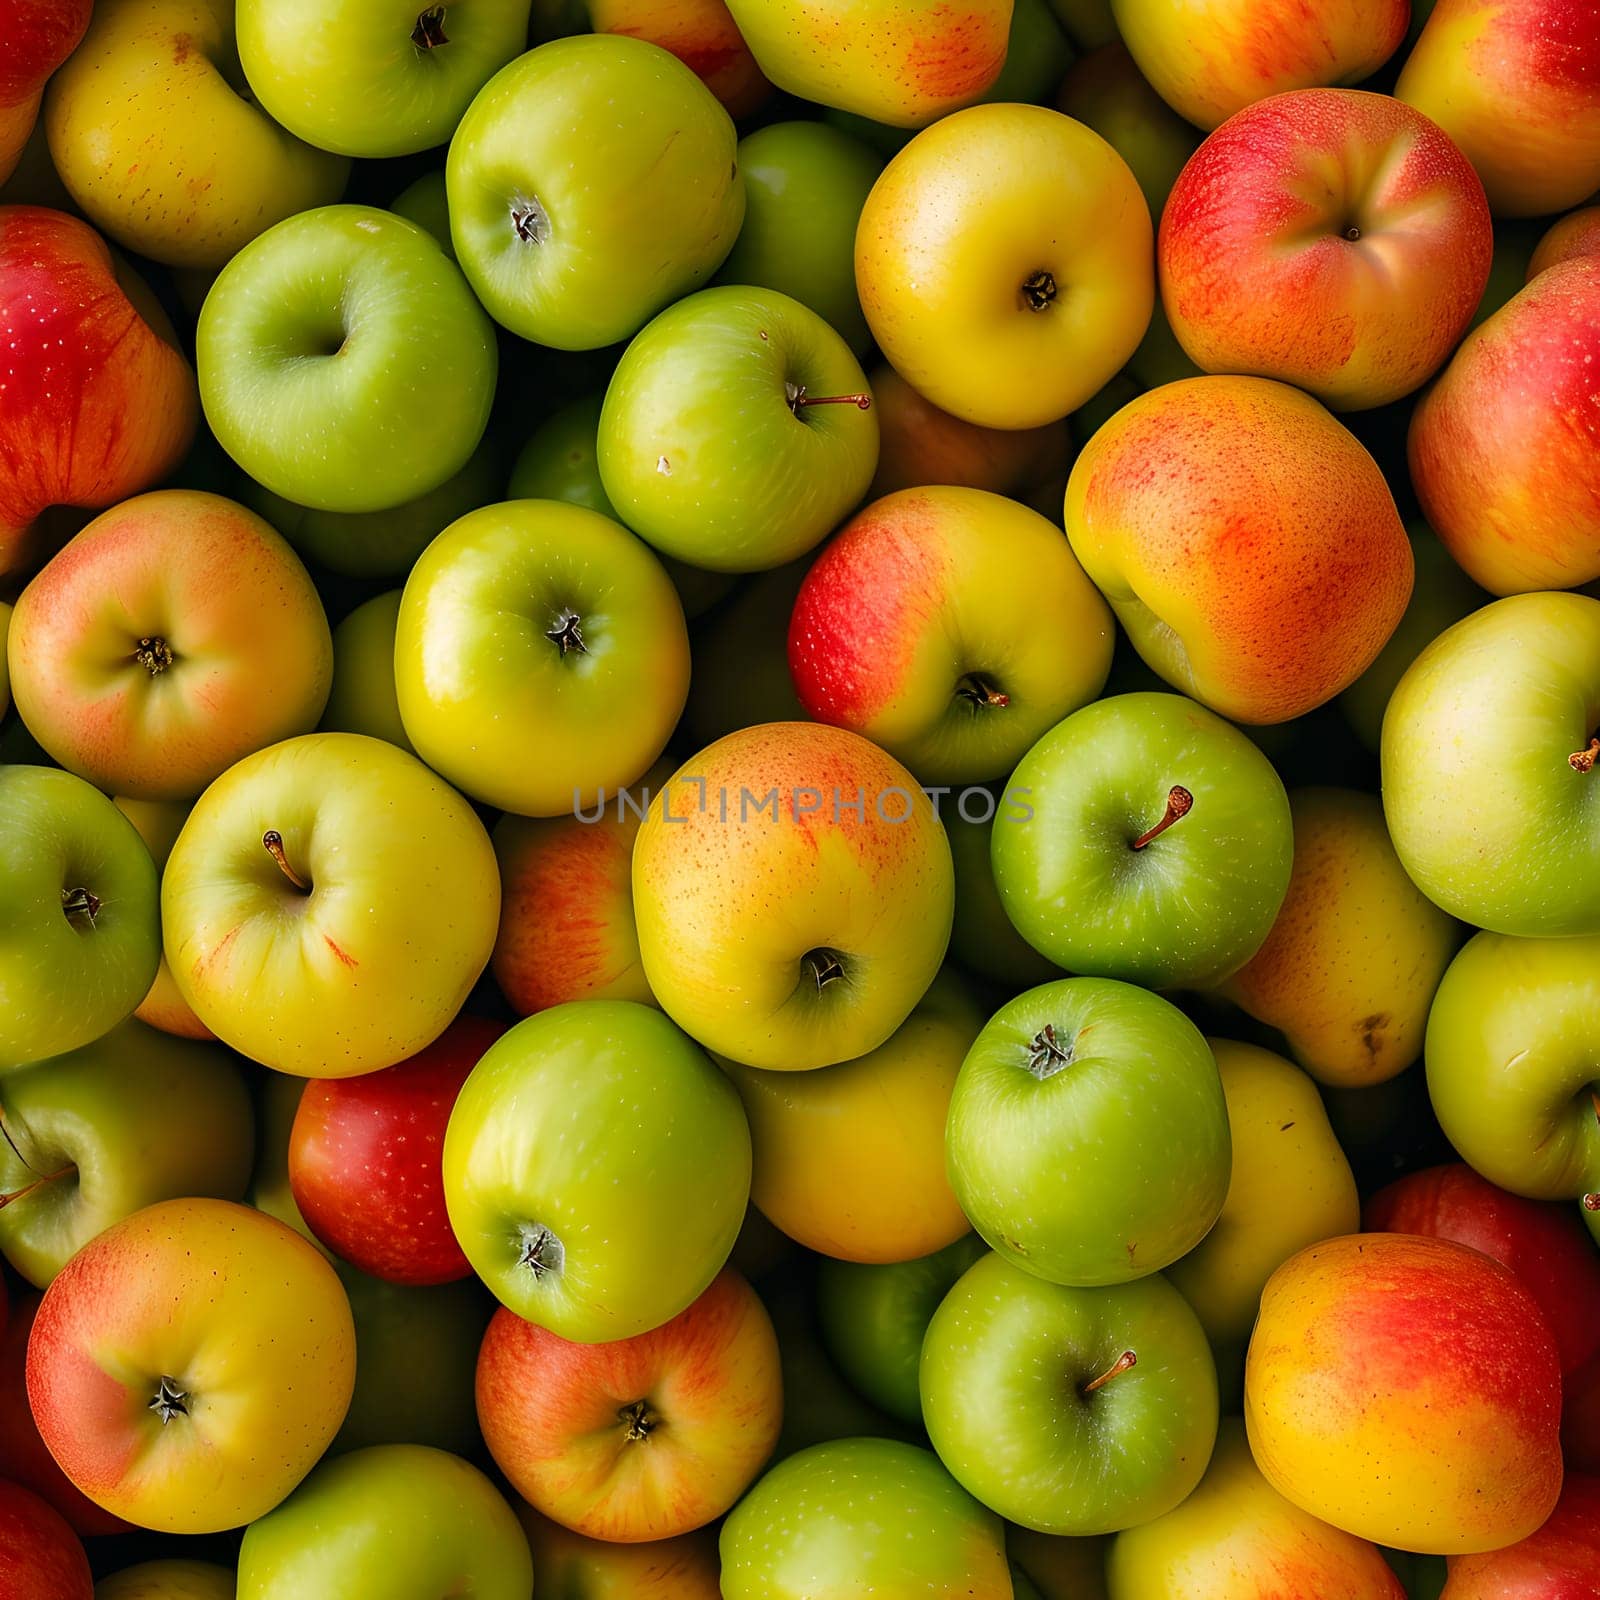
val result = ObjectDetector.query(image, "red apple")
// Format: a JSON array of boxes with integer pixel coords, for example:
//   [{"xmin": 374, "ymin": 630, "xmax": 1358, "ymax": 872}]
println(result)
[
  {"xmin": 0, "ymin": 1478, "xmax": 92, "ymax": 1600},
  {"xmin": 1439, "ymin": 1475, "xmax": 1600, "ymax": 1599},
  {"xmin": 0, "ymin": 1, "xmax": 92, "ymax": 186},
  {"xmin": 289, "ymin": 1015, "xmax": 504, "ymax": 1286}
]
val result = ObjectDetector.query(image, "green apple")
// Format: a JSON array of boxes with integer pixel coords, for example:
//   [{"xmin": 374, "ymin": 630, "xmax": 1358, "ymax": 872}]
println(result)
[
  {"xmin": 816, "ymin": 1234, "xmax": 989, "ymax": 1424},
  {"xmin": 446, "ymin": 34, "xmax": 743, "ymax": 350},
  {"xmin": 720, "ymin": 1438, "xmax": 1013, "ymax": 1599},
  {"xmin": 237, "ymin": 1445, "xmax": 532, "ymax": 1599},
  {"xmin": 992, "ymin": 692, "xmax": 1293, "ymax": 989},
  {"xmin": 984, "ymin": 0, "xmax": 1075, "ymax": 105},
  {"xmin": 394, "ymin": 499, "xmax": 690, "ymax": 816},
  {"xmin": 0, "ymin": 766, "xmax": 160, "ymax": 1068},
  {"xmin": 946, "ymin": 805, "xmax": 1060, "ymax": 989},
  {"xmin": 0, "ymin": 1020, "xmax": 253, "ymax": 1286},
  {"xmin": 389, "ymin": 170, "xmax": 452, "ymax": 255},
  {"xmin": 198, "ymin": 205, "xmax": 496, "ymax": 514},
  {"xmin": 922, "ymin": 1253, "xmax": 1218, "ymax": 1536},
  {"xmin": 442, "ymin": 1000, "xmax": 751, "ymax": 1341},
  {"xmin": 238, "ymin": 0, "xmax": 533, "ymax": 157},
  {"xmin": 715, "ymin": 121, "xmax": 882, "ymax": 355},
  {"xmin": 599, "ymin": 285, "xmax": 879, "ymax": 571},
  {"xmin": 320, "ymin": 593, "xmax": 413, "ymax": 755},
  {"xmin": 946, "ymin": 976, "xmax": 1230, "ymax": 1286},
  {"xmin": 1382, "ymin": 591, "xmax": 1600, "ymax": 936}
]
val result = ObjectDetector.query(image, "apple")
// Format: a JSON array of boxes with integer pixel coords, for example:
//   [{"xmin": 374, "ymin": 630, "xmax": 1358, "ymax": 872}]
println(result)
[
  {"xmin": 632, "ymin": 723, "xmax": 954, "ymax": 1071},
  {"xmin": 197, "ymin": 205, "xmax": 496, "ymax": 514},
  {"xmin": 162, "ymin": 732, "xmax": 500, "ymax": 1077},
  {"xmin": 446, "ymin": 35, "xmax": 742, "ymax": 350},
  {"xmin": 1439, "ymin": 1475, "xmax": 1600, "ymax": 1599},
  {"xmin": 1, "ymin": 765, "xmax": 160, "ymax": 1069},
  {"xmin": 94, "ymin": 1563, "xmax": 235, "ymax": 1600},
  {"xmin": 992, "ymin": 692, "xmax": 1293, "ymax": 989},
  {"xmin": 320, "ymin": 591, "xmax": 413, "ymax": 754},
  {"xmin": 478, "ymin": 1266, "xmax": 782, "ymax": 1540},
  {"xmin": 27, "ymin": 1197, "xmax": 356, "ymax": 1534},
  {"xmin": 237, "ymin": 0, "xmax": 532, "ymax": 157},
  {"xmin": 588, "ymin": 0, "xmax": 769, "ymax": 116},
  {"xmin": 719, "ymin": 1437, "xmax": 1012, "ymax": 1598},
  {"xmin": 921, "ymin": 1252, "xmax": 1219, "ymax": 1535},
  {"xmin": 1064, "ymin": 377, "xmax": 1413, "ymax": 723},
  {"xmin": 1245, "ymin": 1234, "xmax": 1564, "ymax": 1554},
  {"xmin": 788, "ymin": 486, "xmax": 1114, "ymax": 784},
  {"xmin": 0, "ymin": 0, "xmax": 91, "ymax": 186},
  {"xmin": 1008, "ymin": 1528, "xmax": 1112, "ymax": 1600},
  {"xmin": 1530, "ymin": 204, "xmax": 1600, "ymax": 278},
  {"xmin": 856, "ymin": 104, "xmax": 1152, "ymax": 429},
  {"xmin": 236, "ymin": 1444, "xmax": 532, "ymax": 1599},
  {"xmin": 945, "ymin": 803, "xmax": 1061, "ymax": 989},
  {"xmin": 1381, "ymin": 592, "xmax": 1600, "ymax": 937},
  {"xmin": 289, "ymin": 1015, "xmax": 503, "ymax": 1285},
  {"xmin": 0, "ymin": 206, "xmax": 198, "ymax": 577},
  {"xmin": 0, "ymin": 1480, "xmax": 92, "ymax": 1600},
  {"xmin": 519, "ymin": 1506, "xmax": 721, "ymax": 1597},
  {"xmin": 598, "ymin": 286, "xmax": 878, "ymax": 573},
  {"xmin": 0, "ymin": 601, "xmax": 10, "ymax": 719},
  {"xmin": 442, "ymin": 1001, "xmax": 752, "ymax": 1342},
  {"xmin": 389, "ymin": 169, "xmax": 452, "ymax": 254}
]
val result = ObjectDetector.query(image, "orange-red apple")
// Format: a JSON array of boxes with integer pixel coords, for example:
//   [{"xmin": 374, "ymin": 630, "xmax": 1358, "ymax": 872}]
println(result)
[
  {"xmin": 1439, "ymin": 1475, "xmax": 1600, "ymax": 1598},
  {"xmin": 588, "ymin": 0, "xmax": 769, "ymax": 116},
  {"xmin": 0, "ymin": 1479, "xmax": 91, "ymax": 1600},
  {"xmin": 0, "ymin": 1, "xmax": 91, "ymax": 186},
  {"xmin": 1529, "ymin": 205, "xmax": 1600, "ymax": 278}
]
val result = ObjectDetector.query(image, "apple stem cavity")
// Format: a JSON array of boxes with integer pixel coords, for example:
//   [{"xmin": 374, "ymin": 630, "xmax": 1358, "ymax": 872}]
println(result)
[
  {"xmin": 147, "ymin": 1375, "xmax": 190, "ymax": 1426},
  {"xmin": 517, "ymin": 1223, "xmax": 564, "ymax": 1281},
  {"xmin": 133, "ymin": 636, "xmax": 174, "ymax": 675},
  {"xmin": 545, "ymin": 610, "xmax": 588, "ymax": 656},
  {"xmin": 1570, "ymin": 738, "xmax": 1599, "ymax": 773},
  {"xmin": 1131, "ymin": 786, "xmax": 1194, "ymax": 851},
  {"xmin": 510, "ymin": 198, "xmax": 551, "ymax": 248},
  {"xmin": 785, "ymin": 381, "xmax": 872, "ymax": 414},
  {"xmin": 60, "ymin": 886, "xmax": 102, "ymax": 929},
  {"xmin": 411, "ymin": 4, "xmax": 448, "ymax": 48},
  {"xmin": 955, "ymin": 671, "xmax": 1010, "ymax": 710},
  {"xmin": 262, "ymin": 830, "xmax": 310, "ymax": 893},
  {"xmin": 1080, "ymin": 1350, "xmax": 1137, "ymax": 1396},
  {"xmin": 1026, "ymin": 1023, "xmax": 1074, "ymax": 1079},
  {"xmin": 801, "ymin": 947, "xmax": 847, "ymax": 992},
  {"xmin": 0, "ymin": 1164, "xmax": 75, "ymax": 1210},
  {"xmin": 618, "ymin": 1399, "xmax": 661, "ymax": 1442},
  {"xmin": 1021, "ymin": 271, "xmax": 1058, "ymax": 312}
]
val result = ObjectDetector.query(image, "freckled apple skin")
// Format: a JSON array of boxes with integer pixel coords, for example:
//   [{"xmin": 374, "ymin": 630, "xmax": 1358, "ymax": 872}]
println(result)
[{"xmin": 0, "ymin": 1480, "xmax": 92, "ymax": 1600}]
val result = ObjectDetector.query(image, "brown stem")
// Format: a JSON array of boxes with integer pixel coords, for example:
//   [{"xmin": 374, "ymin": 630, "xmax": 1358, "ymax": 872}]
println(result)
[
  {"xmin": 1081, "ymin": 1350, "xmax": 1137, "ymax": 1395},
  {"xmin": 1570, "ymin": 739, "xmax": 1599, "ymax": 774},
  {"xmin": 0, "ymin": 1164, "xmax": 74, "ymax": 1209},
  {"xmin": 785, "ymin": 381, "xmax": 871, "ymax": 412},
  {"xmin": 262, "ymin": 831, "xmax": 310, "ymax": 892},
  {"xmin": 1131, "ymin": 786, "xmax": 1193, "ymax": 850}
]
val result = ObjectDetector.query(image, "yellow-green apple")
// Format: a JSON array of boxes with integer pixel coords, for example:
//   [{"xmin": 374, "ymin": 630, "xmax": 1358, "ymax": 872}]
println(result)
[
  {"xmin": 1046, "ymin": 0, "xmax": 1114, "ymax": 44},
  {"xmin": 27, "ymin": 1197, "xmax": 356, "ymax": 1534},
  {"xmin": 396, "ymin": 499, "xmax": 689, "ymax": 815},
  {"xmin": 320, "ymin": 592, "xmax": 412, "ymax": 754},
  {"xmin": 442, "ymin": 1001, "xmax": 751, "ymax": 1341},
  {"xmin": 8, "ymin": 491, "xmax": 332, "ymax": 800},
  {"xmin": 0, "ymin": 0, "xmax": 91, "ymax": 187},
  {"xmin": 45, "ymin": 0, "xmax": 348, "ymax": 269},
  {"xmin": 0, "ymin": 1020, "xmax": 252, "ymax": 1286},
  {"xmin": 788, "ymin": 486, "xmax": 1113, "ymax": 784},
  {"xmin": 0, "ymin": 207, "xmax": 197, "ymax": 578},
  {"xmin": 720, "ymin": 1437, "xmax": 1012, "ymax": 1598},
  {"xmin": 236, "ymin": 1444, "xmax": 532, "ymax": 1599},
  {"xmin": 946, "ymin": 976, "xmax": 1230, "ymax": 1285},
  {"xmin": 1438, "ymin": 1475, "xmax": 1600, "ymax": 1598},
  {"xmin": 478, "ymin": 1267, "xmax": 781, "ymax": 1540},
  {"xmin": 1244, "ymin": 1234, "xmax": 1564, "ymax": 1554},
  {"xmin": 1008, "ymin": 1528, "xmax": 1112, "ymax": 1600},
  {"xmin": 198, "ymin": 206, "xmax": 496, "ymax": 515},
  {"xmin": 96, "ymin": 1560, "xmax": 235, "ymax": 1599},
  {"xmin": 632, "ymin": 723, "xmax": 954, "ymax": 1071},
  {"xmin": 1, "ymin": 766, "xmax": 160, "ymax": 1068},
  {"xmin": 588, "ymin": 0, "xmax": 769, "ymax": 117},
  {"xmin": 598, "ymin": 286, "xmax": 878, "ymax": 573},
  {"xmin": 1409, "ymin": 261, "xmax": 1600, "ymax": 593},
  {"xmin": 1529, "ymin": 204, "xmax": 1600, "ymax": 277},
  {"xmin": 921, "ymin": 1253, "xmax": 1219, "ymax": 1535},
  {"xmin": 1160, "ymin": 90, "xmax": 1492, "ymax": 410},
  {"xmin": 1107, "ymin": 1419, "xmax": 1405, "ymax": 1599},
  {"xmin": 1217, "ymin": 789, "xmax": 1461, "ymax": 1088},
  {"xmin": 447, "ymin": 36, "xmax": 742, "ymax": 350},
  {"xmin": 242, "ymin": 1072, "xmax": 323, "ymax": 1249},
  {"xmin": 389, "ymin": 169, "xmax": 451, "ymax": 252},
  {"xmin": 0, "ymin": 1480, "xmax": 92, "ymax": 1600},
  {"xmin": 1064, "ymin": 377, "xmax": 1412, "ymax": 722},
  {"xmin": 721, "ymin": 0, "xmax": 1011, "ymax": 127},
  {"xmin": 162, "ymin": 732, "xmax": 500, "ymax": 1077},
  {"xmin": 946, "ymin": 805, "xmax": 1060, "ymax": 989},
  {"xmin": 856, "ymin": 104, "xmax": 1152, "ymax": 429},
  {"xmin": 1381, "ymin": 593, "xmax": 1600, "ymax": 935},
  {"xmin": 1113, "ymin": 0, "xmax": 1408, "ymax": 130},
  {"xmin": 723, "ymin": 971, "xmax": 980, "ymax": 1263},
  {"xmin": 520, "ymin": 1507, "xmax": 721, "ymax": 1597},
  {"xmin": 237, "ymin": 0, "xmax": 532, "ymax": 157},
  {"xmin": 1397, "ymin": 0, "xmax": 1600, "ymax": 217},
  {"xmin": 289, "ymin": 1016, "xmax": 503, "ymax": 1285}
]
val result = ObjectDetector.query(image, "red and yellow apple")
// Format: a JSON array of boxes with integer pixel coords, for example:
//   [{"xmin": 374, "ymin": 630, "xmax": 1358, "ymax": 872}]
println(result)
[
  {"xmin": 1438, "ymin": 1474, "xmax": 1600, "ymax": 1598},
  {"xmin": 0, "ymin": 1479, "xmax": 92, "ymax": 1600},
  {"xmin": 588, "ymin": 0, "xmax": 769, "ymax": 116},
  {"xmin": 519, "ymin": 1506, "xmax": 722, "ymax": 1597},
  {"xmin": 0, "ymin": 0, "xmax": 91, "ymax": 186},
  {"xmin": 1529, "ymin": 205, "xmax": 1600, "ymax": 278}
]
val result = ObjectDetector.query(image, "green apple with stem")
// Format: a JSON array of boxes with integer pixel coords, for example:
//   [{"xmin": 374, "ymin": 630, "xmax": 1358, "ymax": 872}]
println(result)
[{"xmin": 320, "ymin": 593, "xmax": 414, "ymax": 755}]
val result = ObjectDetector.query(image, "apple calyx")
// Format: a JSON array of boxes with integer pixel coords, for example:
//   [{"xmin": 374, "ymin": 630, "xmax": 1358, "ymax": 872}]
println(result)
[
  {"xmin": 1585, "ymin": 1193, "xmax": 1600, "ymax": 1212},
  {"xmin": 133, "ymin": 636, "xmax": 175, "ymax": 675},
  {"xmin": 1570, "ymin": 738, "xmax": 1599, "ymax": 774},
  {"xmin": 147, "ymin": 1375, "xmax": 190, "ymax": 1426},
  {"xmin": 411, "ymin": 5, "xmax": 448, "ymax": 48},
  {"xmin": 1080, "ymin": 1350, "xmax": 1137, "ymax": 1396},
  {"xmin": 545, "ymin": 610, "xmax": 588, "ymax": 656},
  {"xmin": 618, "ymin": 1399, "xmax": 661, "ymax": 1442},
  {"xmin": 955, "ymin": 671, "xmax": 1010, "ymax": 710},
  {"xmin": 1026, "ymin": 1023, "xmax": 1073, "ymax": 1080},
  {"xmin": 1342, "ymin": 224, "xmax": 1363, "ymax": 242},
  {"xmin": 1130, "ymin": 786, "xmax": 1194, "ymax": 851},
  {"xmin": 60, "ymin": 886, "xmax": 102, "ymax": 928},
  {"xmin": 1021, "ymin": 271, "xmax": 1058, "ymax": 313},
  {"xmin": 262, "ymin": 830, "xmax": 311, "ymax": 893},
  {"xmin": 784, "ymin": 381, "xmax": 872, "ymax": 414},
  {"xmin": 801, "ymin": 947, "xmax": 847, "ymax": 992},
  {"xmin": 517, "ymin": 1223, "xmax": 564, "ymax": 1281},
  {"xmin": 510, "ymin": 198, "xmax": 551, "ymax": 248},
  {"xmin": 0, "ymin": 1163, "xmax": 74, "ymax": 1210}
]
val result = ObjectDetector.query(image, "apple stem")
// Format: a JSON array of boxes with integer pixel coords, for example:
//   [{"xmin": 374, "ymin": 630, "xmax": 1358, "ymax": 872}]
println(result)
[
  {"xmin": 545, "ymin": 610, "xmax": 588, "ymax": 656},
  {"xmin": 262, "ymin": 831, "xmax": 310, "ymax": 893},
  {"xmin": 518, "ymin": 1224, "xmax": 564, "ymax": 1281},
  {"xmin": 0, "ymin": 1164, "xmax": 74, "ymax": 1210},
  {"xmin": 618, "ymin": 1399, "xmax": 660, "ymax": 1442},
  {"xmin": 411, "ymin": 4, "xmax": 448, "ymax": 48},
  {"xmin": 147, "ymin": 1375, "xmax": 190, "ymax": 1426},
  {"xmin": 955, "ymin": 672, "xmax": 1010, "ymax": 709},
  {"xmin": 1571, "ymin": 739, "xmax": 1599, "ymax": 774},
  {"xmin": 1081, "ymin": 1350, "xmax": 1137, "ymax": 1396},
  {"xmin": 1021, "ymin": 270, "xmax": 1058, "ymax": 312},
  {"xmin": 1027, "ymin": 1023, "xmax": 1073, "ymax": 1079},
  {"xmin": 510, "ymin": 198, "xmax": 550, "ymax": 247},
  {"xmin": 60, "ymin": 886, "xmax": 102, "ymax": 928},
  {"xmin": 785, "ymin": 381, "xmax": 871, "ymax": 413},
  {"xmin": 1131, "ymin": 786, "xmax": 1194, "ymax": 850},
  {"xmin": 133, "ymin": 636, "xmax": 174, "ymax": 675},
  {"xmin": 803, "ymin": 947, "xmax": 847, "ymax": 992}
]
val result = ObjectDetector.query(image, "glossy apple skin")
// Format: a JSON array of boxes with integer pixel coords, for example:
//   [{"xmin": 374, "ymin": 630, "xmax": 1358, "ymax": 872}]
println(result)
[
  {"xmin": 1161, "ymin": 90, "xmax": 1491, "ymax": 410},
  {"xmin": 1381, "ymin": 593, "xmax": 1600, "ymax": 936},
  {"xmin": 633, "ymin": 723, "xmax": 954, "ymax": 1071},
  {"xmin": 922, "ymin": 1253, "xmax": 1218, "ymax": 1536},
  {"xmin": 681, "ymin": 564, "xmax": 809, "ymax": 748},
  {"xmin": 1245, "ymin": 1234, "xmax": 1564, "ymax": 1555},
  {"xmin": 163, "ymin": 732, "xmax": 500, "ymax": 1078},
  {"xmin": 1440, "ymin": 1474, "xmax": 1600, "ymax": 1598},
  {"xmin": 395, "ymin": 499, "xmax": 689, "ymax": 816},
  {"xmin": 589, "ymin": 0, "xmax": 769, "ymax": 116},
  {"xmin": 44, "ymin": 0, "xmax": 348, "ymax": 269},
  {"xmin": 236, "ymin": 1445, "xmax": 532, "ymax": 1600},
  {"xmin": 1410, "ymin": 261, "xmax": 1600, "ymax": 593},
  {"xmin": 724, "ymin": 971, "xmax": 981, "ymax": 1263},
  {"xmin": 447, "ymin": 36, "xmax": 742, "ymax": 350},
  {"xmin": 721, "ymin": 1437, "xmax": 1012, "ymax": 1598},
  {"xmin": 0, "ymin": 766, "xmax": 160, "ymax": 1069},
  {"xmin": 857, "ymin": 104, "xmax": 1152, "ymax": 430},
  {"xmin": 479, "ymin": 1267, "xmax": 781, "ymax": 1541},
  {"xmin": 1530, "ymin": 205, "xmax": 1600, "ymax": 278},
  {"xmin": 0, "ymin": 207, "xmax": 198, "ymax": 577},
  {"xmin": 947, "ymin": 977, "xmax": 1230, "ymax": 1286},
  {"xmin": 443, "ymin": 1002, "xmax": 752, "ymax": 1342},
  {"xmin": 94, "ymin": 1561, "xmax": 234, "ymax": 1600},
  {"xmin": 27, "ymin": 1198, "xmax": 357, "ymax": 1534},
  {"xmin": 1112, "ymin": 0, "xmax": 1407, "ymax": 130},
  {"xmin": 9, "ymin": 491, "xmax": 332, "ymax": 800},
  {"xmin": 0, "ymin": 0, "xmax": 92, "ymax": 185},
  {"xmin": 0, "ymin": 1479, "xmax": 92, "ymax": 1600},
  {"xmin": 521, "ymin": 1506, "xmax": 721, "ymax": 1598},
  {"xmin": 320, "ymin": 591, "xmax": 412, "ymax": 755},
  {"xmin": 789, "ymin": 486, "xmax": 1113, "ymax": 785},
  {"xmin": 1398, "ymin": 0, "xmax": 1600, "ymax": 217},
  {"xmin": 289, "ymin": 1016, "xmax": 503, "ymax": 1285}
]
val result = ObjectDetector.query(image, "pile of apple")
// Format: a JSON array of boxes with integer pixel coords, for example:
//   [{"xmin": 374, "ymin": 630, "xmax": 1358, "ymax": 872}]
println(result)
[{"xmin": 2, "ymin": 0, "xmax": 1600, "ymax": 1594}]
